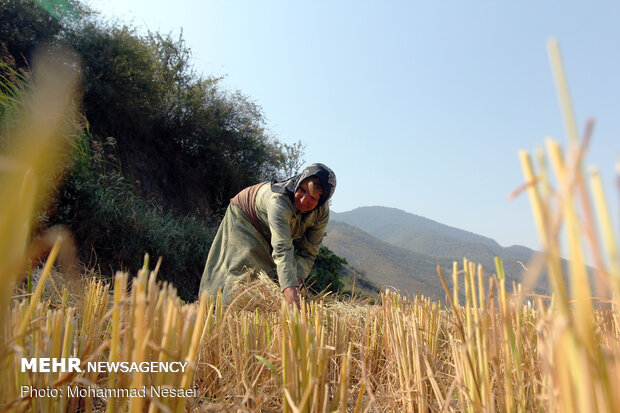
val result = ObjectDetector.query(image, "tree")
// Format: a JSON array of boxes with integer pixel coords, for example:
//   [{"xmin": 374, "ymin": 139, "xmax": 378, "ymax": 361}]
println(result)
[
  {"xmin": 277, "ymin": 140, "xmax": 306, "ymax": 178},
  {"xmin": 61, "ymin": 17, "xmax": 291, "ymax": 213},
  {"xmin": 0, "ymin": 0, "xmax": 86, "ymax": 67}
]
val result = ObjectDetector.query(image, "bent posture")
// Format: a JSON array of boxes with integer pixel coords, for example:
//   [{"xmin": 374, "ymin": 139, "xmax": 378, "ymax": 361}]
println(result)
[{"xmin": 199, "ymin": 163, "xmax": 336, "ymax": 306}]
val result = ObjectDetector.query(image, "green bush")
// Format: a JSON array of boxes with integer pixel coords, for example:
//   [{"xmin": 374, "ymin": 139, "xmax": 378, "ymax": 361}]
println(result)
[
  {"xmin": 51, "ymin": 134, "xmax": 215, "ymax": 301},
  {"xmin": 306, "ymin": 247, "xmax": 347, "ymax": 294},
  {"xmin": 66, "ymin": 19, "xmax": 288, "ymax": 215}
]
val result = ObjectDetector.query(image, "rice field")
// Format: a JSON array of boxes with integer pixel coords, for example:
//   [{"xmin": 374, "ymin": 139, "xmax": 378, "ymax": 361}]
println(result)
[{"xmin": 1, "ymin": 42, "xmax": 620, "ymax": 412}]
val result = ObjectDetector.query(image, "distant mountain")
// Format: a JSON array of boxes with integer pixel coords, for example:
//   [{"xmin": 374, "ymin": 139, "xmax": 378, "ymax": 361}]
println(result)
[
  {"xmin": 332, "ymin": 206, "xmax": 500, "ymax": 250},
  {"xmin": 325, "ymin": 206, "xmax": 551, "ymax": 300},
  {"xmin": 323, "ymin": 221, "xmax": 454, "ymax": 302}
]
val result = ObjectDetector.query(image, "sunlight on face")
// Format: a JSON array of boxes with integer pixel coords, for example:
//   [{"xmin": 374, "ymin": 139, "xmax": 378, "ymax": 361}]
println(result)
[{"xmin": 294, "ymin": 178, "xmax": 323, "ymax": 212}]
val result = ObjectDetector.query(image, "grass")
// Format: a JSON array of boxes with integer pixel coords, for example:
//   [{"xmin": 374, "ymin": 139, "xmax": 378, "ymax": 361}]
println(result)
[{"xmin": 1, "ymin": 40, "xmax": 620, "ymax": 412}]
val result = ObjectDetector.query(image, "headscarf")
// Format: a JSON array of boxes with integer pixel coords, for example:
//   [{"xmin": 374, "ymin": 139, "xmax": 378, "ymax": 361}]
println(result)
[{"xmin": 271, "ymin": 163, "xmax": 336, "ymax": 208}]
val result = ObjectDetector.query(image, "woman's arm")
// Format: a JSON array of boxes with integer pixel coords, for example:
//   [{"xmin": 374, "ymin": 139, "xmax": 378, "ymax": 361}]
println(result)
[
  {"xmin": 293, "ymin": 206, "xmax": 329, "ymax": 281},
  {"xmin": 266, "ymin": 197, "xmax": 300, "ymax": 291}
]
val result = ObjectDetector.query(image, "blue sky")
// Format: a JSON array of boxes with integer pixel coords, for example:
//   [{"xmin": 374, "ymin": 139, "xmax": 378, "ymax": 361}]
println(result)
[{"xmin": 87, "ymin": 0, "xmax": 620, "ymax": 251}]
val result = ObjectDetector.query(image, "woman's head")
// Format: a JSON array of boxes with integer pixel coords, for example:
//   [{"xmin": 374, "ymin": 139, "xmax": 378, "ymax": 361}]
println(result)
[
  {"xmin": 294, "ymin": 177, "xmax": 323, "ymax": 212},
  {"xmin": 270, "ymin": 163, "xmax": 336, "ymax": 211}
]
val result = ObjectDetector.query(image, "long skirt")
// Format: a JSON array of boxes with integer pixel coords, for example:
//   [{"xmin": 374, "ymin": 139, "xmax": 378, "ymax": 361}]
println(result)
[{"xmin": 199, "ymin": 204, "xmax": 275, "ymax": 304}]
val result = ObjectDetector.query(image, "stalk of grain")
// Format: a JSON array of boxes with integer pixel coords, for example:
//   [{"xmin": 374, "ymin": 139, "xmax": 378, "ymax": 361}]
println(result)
[
  {"xmin": 174, "ymin": 291, "xmax": 209, "ymax": 413},
  {"xmin": 280, "ymin": 300, "xmax": 335, "ymax": 413},
  {"xmin": 128, "ymin": 262, "xmax": 148, "ymax": 413},
  {"xmin": 515, "ymin": 38, "xmax": 619, "ymax": 413},
  {"xmin": 107, "ymin": 272, "xmax": 128, "ymax": 413}
]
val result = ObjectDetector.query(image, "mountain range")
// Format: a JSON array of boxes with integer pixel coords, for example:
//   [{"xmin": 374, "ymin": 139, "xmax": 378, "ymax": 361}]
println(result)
[{"xmin": 322, "ymin": 206, "xmax": 550, "ymax": 302}]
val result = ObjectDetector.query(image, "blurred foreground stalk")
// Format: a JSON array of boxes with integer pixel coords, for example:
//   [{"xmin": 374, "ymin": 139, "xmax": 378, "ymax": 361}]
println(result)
[
  {"xmin": 0, "ymin": 45, "xmax": 80, "ymax": 398},
  {"xmin": 515, "ymin": 38, "xmax": 620, "ymax": 413}
]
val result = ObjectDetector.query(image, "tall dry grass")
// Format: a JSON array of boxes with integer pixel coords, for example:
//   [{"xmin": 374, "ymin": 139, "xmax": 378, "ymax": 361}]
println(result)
[{"xmin": 1, "ymin": 40, "xmax": 619, "ymax": 412}]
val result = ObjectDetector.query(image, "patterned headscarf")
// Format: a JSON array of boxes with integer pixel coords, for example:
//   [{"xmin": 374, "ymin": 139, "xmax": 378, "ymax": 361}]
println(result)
[{"xmin": 271, "ymin": 163, "xmax": 336, "ymax": 208}]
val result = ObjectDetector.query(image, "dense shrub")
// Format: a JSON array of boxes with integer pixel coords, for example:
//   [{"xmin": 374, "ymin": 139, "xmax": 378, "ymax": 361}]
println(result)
[
  {"xmin": 306, "ymin": 246, "xmax": 347, "ymax": 294},
  {"xmin": 66, "ymin": 19, "xmax": 287, "ymax": 215},
  {"xmin": 2, "ymin": 0, "xmax": 294, "ymax": 215},
  {"xmin": 51, "ymin": 135, "xmax": 215, "ymax": 300}
]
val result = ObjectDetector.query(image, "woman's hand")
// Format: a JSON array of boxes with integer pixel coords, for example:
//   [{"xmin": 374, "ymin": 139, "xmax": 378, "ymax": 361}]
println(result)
[{"xmin": 283, "ymin": 286, "xmax": 300, "ymax": 308}]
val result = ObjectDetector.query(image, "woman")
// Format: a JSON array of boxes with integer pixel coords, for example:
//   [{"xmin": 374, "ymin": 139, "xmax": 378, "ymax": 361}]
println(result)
[{"xmin": 199, "ymin": 163, "xmax": 336, "ymax": 306}]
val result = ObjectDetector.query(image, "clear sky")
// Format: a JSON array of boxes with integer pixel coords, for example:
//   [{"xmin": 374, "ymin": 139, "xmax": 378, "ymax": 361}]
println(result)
[{"xmin": 86, "ymin": 0, "xmax": 620, "ymax": 251}]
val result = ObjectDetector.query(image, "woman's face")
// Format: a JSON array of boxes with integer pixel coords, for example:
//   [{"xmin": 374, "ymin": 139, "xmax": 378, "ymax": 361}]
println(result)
[{"xmin": 294, "ymin": 179, "xmax": 322, "ymax": 212}]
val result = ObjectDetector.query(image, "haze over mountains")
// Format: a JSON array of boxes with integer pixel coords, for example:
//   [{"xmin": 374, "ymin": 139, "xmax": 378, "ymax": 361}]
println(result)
[{"xmin": 323, "ymin": 206, "xmax": 549, "ymax": 301}]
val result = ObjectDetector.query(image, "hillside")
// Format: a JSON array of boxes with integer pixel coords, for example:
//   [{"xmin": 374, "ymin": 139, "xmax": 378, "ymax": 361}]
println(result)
[
  {"xmin": 332, "ymin": 206, "xmax": 500, "ymax": 250},
  {"xmin": 323, "ymin": 221, "xmax": 454, "ymax": 301},
  {"xmin": 338, "ymin": 264, "xmax": 382, "ymax": 300},
  {"xmin": 325, "ymin": 207, "xmax": 554, "ymax": 299},
  {"xmin": 331, "ymin": 206, "xmax": 550, "ymax": 288}
]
